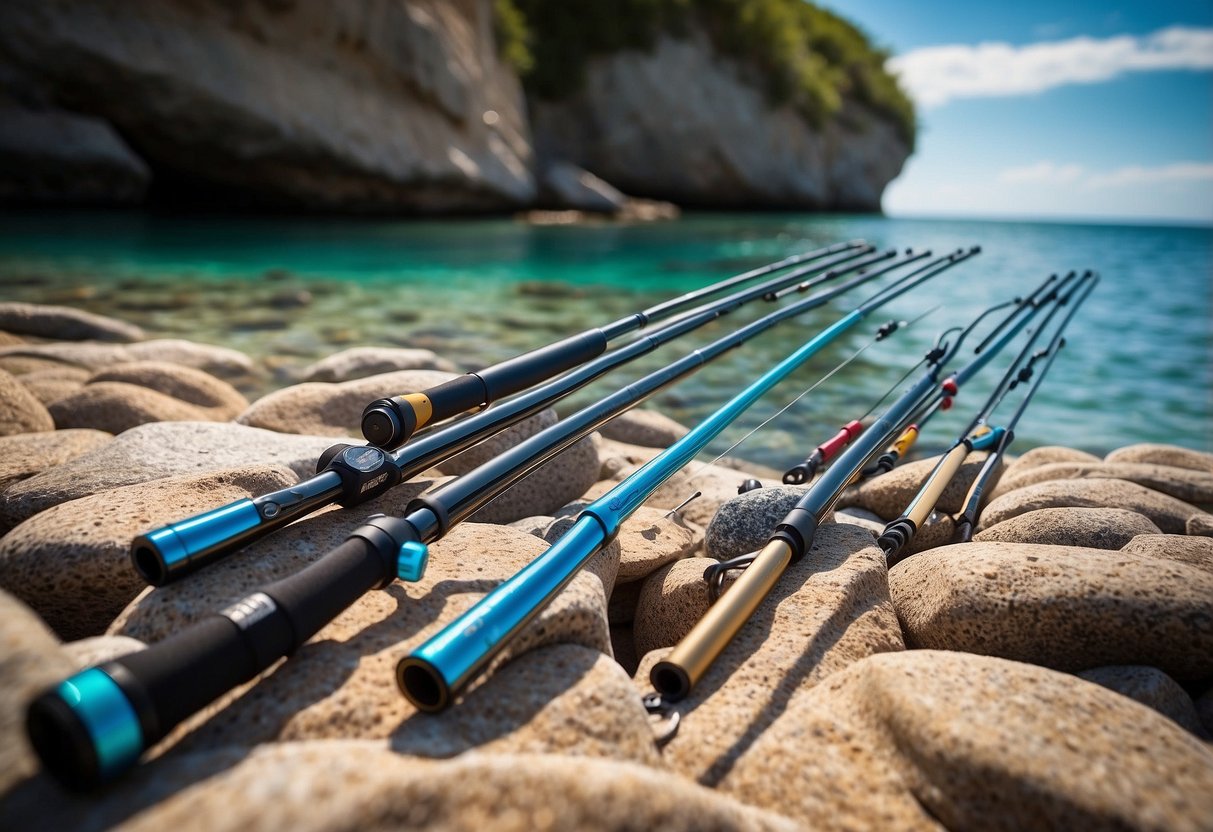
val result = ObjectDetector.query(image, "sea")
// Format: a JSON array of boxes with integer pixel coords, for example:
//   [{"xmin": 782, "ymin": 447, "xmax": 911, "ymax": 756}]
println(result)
[{"xmin": 0, "ymin": 211, "xmax": 1209, "ymax": 468}]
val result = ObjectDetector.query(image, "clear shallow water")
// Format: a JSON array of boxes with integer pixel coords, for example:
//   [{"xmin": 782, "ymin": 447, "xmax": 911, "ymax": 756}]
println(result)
[{"xmin": 0, "ymin": 211, "xmax": 1209, "ymax": 468}]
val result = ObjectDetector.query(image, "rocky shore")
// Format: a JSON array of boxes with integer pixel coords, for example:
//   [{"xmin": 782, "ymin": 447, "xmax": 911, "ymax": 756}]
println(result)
[{"xmin": 0, "ymin": 301, "xmax": 1211, "ymax": 830}]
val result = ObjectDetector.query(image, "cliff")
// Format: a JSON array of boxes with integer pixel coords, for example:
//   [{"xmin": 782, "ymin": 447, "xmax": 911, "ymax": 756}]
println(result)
[{"xmin": 0, "ymin": 1, "xmax": 913, "ymax": 213}]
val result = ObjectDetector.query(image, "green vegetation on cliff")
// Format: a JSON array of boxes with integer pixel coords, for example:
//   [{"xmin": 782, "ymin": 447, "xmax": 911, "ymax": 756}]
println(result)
[{"xmin": 495, "ymin": 0, "xmax": 915, "ymax": 146}]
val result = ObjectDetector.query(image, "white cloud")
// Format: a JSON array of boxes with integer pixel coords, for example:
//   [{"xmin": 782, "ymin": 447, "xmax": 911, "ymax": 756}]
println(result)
[
  {"xmin": 994, "ymin": 160, "xmax": 1213, "ymax": 190},
  {"xmin": 889, "ymin": 26, "xmax": 1213, "ymax": 108},
  {"xmin": 998, "ymin": 161, "xmax": 1085, "ymax": 185}
]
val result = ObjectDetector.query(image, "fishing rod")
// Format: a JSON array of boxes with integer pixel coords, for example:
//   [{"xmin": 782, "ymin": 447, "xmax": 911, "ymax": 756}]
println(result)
[
  {"xmin": 26, "ymin": 246, "xmax": 960, "ymax": 790},
  {"xmin": 133, "ymin": 242, "xmax": 901, "ymax": 586},
  {"xmin": 393, "ymin": 248, "xmax": 980, "ymax": 716},
  {"xmin": 647, "ymin": 283, "xmax": 1053, "ymax": 706},
  {"xmin": 779, "ymin": 269, "xmax": 1068, "ymax": 487},
  {"xmin": 878, "ymin": 270, "xmax": 1096, "ymax": 563},
  {"xmin": 951, "ymin": 274, "xmax": 1099, "ymax": 544},
  {"xmin": 857, "ymin": 271, "xmax": 1073, "ymax": 479},
  {"xmin": 358, "ymin": 240, "xmax": 874, "ymax": 451}
]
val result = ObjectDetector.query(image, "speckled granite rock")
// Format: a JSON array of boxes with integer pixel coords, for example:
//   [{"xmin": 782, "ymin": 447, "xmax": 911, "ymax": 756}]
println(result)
[
  {"xmin": 1120, "ymin": 533, "xmax": 1213, "ymax": 575},
  {"xmin": 989, "ymin": 461, "xmax": 1213, "ymax": 506},
  {"xmin": 890, "ymin": 541, "xmax": 1213, "ymax": 680},
  {"xmin": 705, "ymin": 486, "xmax": 806, "ymax": 560},
  {"xmin": 1000, "ymin": 445, "xmax": 1101, "ymax": 481},
  {"xmin": 634, "ymin": 522, "xmax": 905, "ymax": 788},
  {"xmin": 236, "ymin": 369, "xmax": 455, "ymax": 435},
  {"xmin": 1105, "ymin": 443, "xmax": 1213, "ymax": 474},
  {"xmin": 1, "ymin": 745, "xmax": 798, "ymax": 832},
  {"xmin": 0, "ymin": 422, "xmax": 336, "ymax": 526},
  {"xmin": 837, "ymin": 449, "xmax": 997, "ymax": 519},
  {"xmin": 0, "ymin": 301, "xmax": 144, "ymax": 342},
  {"xmin": 300, "ymin": 347, "xmax": 457, "ymax": 382},
  {"xmin": 598, "ymin": 408, "xmax": 688, "ymax": 448},
  {"xmin": 0, "ymin": 369, "xmax": 54, "ymax": 436},
  {"xmin": 0, "ymin": 429, "xmax": 111, "ymax": 496},
  {"xmin": 1077, "ymin": 665, "xmax": 1208, "ymax": 738},
  {"xmin": 0, "ymin": 590, "xmax": 75, "ymax": 795},
  {"xmin": 0, "ymin": 465, "xmax": 297, "ymax": 639},
  {"xmin": 693, "ymin": 650, "xmax": 1213, "ymax": 830},
  {"xmin": 975, "ymin": 507, "xmax": 1161, "ymax": 549},
  {"xmin": 978, "ymin": 478, "xmax": 1213, "ymax": 535}
]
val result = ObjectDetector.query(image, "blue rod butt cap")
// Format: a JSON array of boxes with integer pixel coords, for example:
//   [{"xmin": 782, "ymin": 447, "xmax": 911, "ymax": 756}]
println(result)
[
  {"xmin": 26, "ymin": 667, "xmax": 143, "ymax": 789},
  {"xmin": 396, "ymin": 540, "xmax": 430, "ymax": 582},
  {"xmin": 132, "ymin": 499, "xmax": 261, "ymax": 585}
]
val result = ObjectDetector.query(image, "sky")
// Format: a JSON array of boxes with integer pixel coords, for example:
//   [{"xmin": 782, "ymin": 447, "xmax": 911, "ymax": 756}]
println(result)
[{"xmin": 820, "ymin": 1, "xmax": 1213, "ymax": 224}]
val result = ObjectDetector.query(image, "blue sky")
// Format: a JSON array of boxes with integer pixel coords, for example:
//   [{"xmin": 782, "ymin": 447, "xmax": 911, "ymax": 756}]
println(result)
[{"xmin": 820, "ymin": 1, "xmax": 1213, "ymax": 224}]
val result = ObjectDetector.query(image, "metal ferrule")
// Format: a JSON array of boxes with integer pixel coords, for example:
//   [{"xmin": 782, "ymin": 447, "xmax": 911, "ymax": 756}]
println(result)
[
  {"xmin": 42, "ymin": 668, "xmax": 143, "ymax": 782},
  {"xmin": 131, "ymin": 500, "xmax": 261, "ymax": 585},
  {"xmin": 651, "ymin": 539, "xmax": 794, "ymax": 701},
  {"xmin": 398, "ymin": 516, "xmax": 608, "ymax": 712}
]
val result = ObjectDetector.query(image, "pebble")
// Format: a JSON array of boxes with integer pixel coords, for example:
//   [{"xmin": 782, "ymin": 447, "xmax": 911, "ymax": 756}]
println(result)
[
  {"xmin": 889, "ymin": 541, "xmax": 1213, "ymax": 680},
  {"xmin": 0, "ymin": 369, "xmax": 54, "ymax": 436},
  {"xmin": 1077, "ymin": 665, "xmax": 1208, "ymax": 738},
  {"xmin": 989, "ymin": 460, "xmax": 1213, "ymax": 507},
  {"xmin": 1105, "ymin": 442, "xmax": 1213, "ymax": 474},
  {"xmin": 0, "ymin": 429, "xmax": 111, "ymax": 497},
  {"xmin": 0, "ymin": 301, "xmax": 144, "ymax": 342},
  {"xmin": 977, "ymin": 478, "xmax": 1213, "ymax": 535},
  {"xmin": 0, "ymin": 422, "xmax": 336, "ymax": 528},
  {"xmin": 236, "ymin": 369, "xmax": 456, "ymax": 435},
  {"xmin": 974, "ymin": 506, "xmax": 1161, "ymax": 549},
  {"xmin": 0, "ymin": 465, "xmax": 298, "ymax": 639},
  {"xmin": 598, "ymin": 408, "xmax": 689, "ymax": 448},
  {"xmin": 1120, "ymin": 533, "xmax": 1213, "ymax": 575},
  {"xmin": 836, "ymin": 449, "xmax": 997, "ymax": 519},
  {"xmin": 300, "ymin": 347, "xmax": 458, "ymax": 382}
]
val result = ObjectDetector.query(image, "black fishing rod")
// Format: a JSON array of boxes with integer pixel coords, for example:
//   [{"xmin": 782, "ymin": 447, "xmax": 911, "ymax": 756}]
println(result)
[
  {"xmin": 27, "ymin": 245, "xmax": 954, "ymax": 790},
  {"xmin": 878, "ymin": 270, "xmax": 1096, "ymax": 563},
  {"xmin": 133, "ymin": 242, "xmax": 894, "ymax": 586},
  {"xmin": 950, "ymin": 274, "xmax": 1099, "ymax": 544},
  {"xmin": 858, "ymin": 271, "xmax": 1073, "ymax": 479},
  {"xmin": 358, "ymin": 241, "xmax": 874, "ymax": 450},
  {"xmin": 648, "ymin": 283, "xmax": 1047, "ymax": 705}
]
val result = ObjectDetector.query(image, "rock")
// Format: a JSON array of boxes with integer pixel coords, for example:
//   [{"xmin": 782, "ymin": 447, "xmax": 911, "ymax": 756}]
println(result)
[
  {"xmin": 0, "ymin": 422, "xmax": 336, "ymax": 527},
  {"xmin": 610, "ymin": 624, "xmax": 639, "ymax": 676},
  {"xmin": 598, "ymin": 407, "xmax": 688, "ymax": 448},
  {"xmin": 62, "ymin": 634, "xmax": 146, "ymax": 668},
  {"xmin": 532, "ymin": 31, "xmax": 908, "ymax": 210},
  {"xmin": 1199, "ymin": 688, "xmax": 1213, "ymax": 739},
  {"xmin": 300, "ymin": 347, "xmax": 458, "ymax": 383},
  {"xmin": 1000, "ymin": 445, "xmax": 1101, "ymax": 481},
  {"xmin": 837, "ymin": 449, "xmax": 997, "ymax": 519},
  {"xmin": 537, "ymin": 161, "xmax": 627, "ymax": 213},
  {"xmin": 693, "ymin": 650, "xmax": 1213, "ymax": 829},
  {"xmin": 608, "ymin": 578, "xmax": 644, "ymax": 625},
  {"xmin": 544, "ymin": 504, "xmax": 698, "ymax": 584},
  {"xmin": 0, "ymin": 369, "xmax": 54, "ymax": 436},
  {"xmin": 90, "ymin": 361, "xmax": 248, "ymax": 416},
  {"xmin": 0, "ymin": 331, "xmax": 25, "ymax": 346},
  {"xmin": 237, "ymin": 369, "xmax": 455, "ymax": 436},
  {"xmin": 833, "ymin": 506, "xmax": 885, "ymax": 536},
  {"xmin": 1120, "ymin": 534, "xmax": 1213, "ymax": 575},
  {"xmin": 0, "ymin": 301, "xmax": 144, "ymax": 341},
  {"xmin": 465, "ymin": 433, "xmax": 601, "ymax": 525},
  {"xmin": 705, "ymin": 486, "xmax": 806, "ymax": 560},
  {"xmin": 977, "ymin": 478, "xmax": 1213, "ymax": 535},
  {"xmin": 989, "ymin": 461, "xmax": 1213, "ymax": 507},
  {"xmin": 0, "ymin": 339, "xmax": 255, "ymax": 378},
  {"xmin": 0, "ymin": 1, "xmax": 534, "ymax": 211},
  {"xmin": 0, "ymin": 429, "xmax": 111, "ymax": 496},
  {"xmin": 48, "ymin": 382, "xmax": 214, "ymax": 433},
  {"xmin": 595, "ymin": 435, "xmax": 661, "ymax": 480},
  {"xmin": 0, "ymin": 745, "xmax": 798, "ymax": 832},
  {"xmin": 1077, "ymin": 666, "xmax": 1208, "ymax": 738},
  {"xmin": 17, "ymin": 375, "xmax": 82, "ymax": 406},
  {"xmin": 975, "ymin": 507, "xmax": 1161, "ymax": 549},
  {"xmin": 634, "ymin": 522, "xmax": 905, "ymax": 788},
  {"xmin": 0, "ymin": 589, "xmax": 75, "ymax": 795},
  {"xmin": 113, "ymin": 523, "xmax": 618, "ymax": 760},
  {"xmin": 0, "ymin": 465, "xmax": 298, "ymax": 639},
  {"xmin": 0, "ymin": 354, "xmax": 85, "ymax": 376},
  {"xmin": 1105, "ymin": 443, "xmax": 1213, "ymax": 474},
  {"xmin": 890, "ymin": 541, "xmax": 1213, "ymax": 680}
]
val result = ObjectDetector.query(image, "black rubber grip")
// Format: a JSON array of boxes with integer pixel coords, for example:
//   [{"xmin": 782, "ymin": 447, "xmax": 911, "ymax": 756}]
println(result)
[
  {"xmin": 263, "ymin": 534, "xmax": 391, "ymax": 639},
  {"xmin": 477, "ymin": 330, "xmax": 608, "ymax": 402},
  {"xmin": 424, "ymin": 374, "xmax": 490, "ymax": 422},
  {"xmin": 772, "ymin": 508, "xmax": 819, "ymax": 562}
]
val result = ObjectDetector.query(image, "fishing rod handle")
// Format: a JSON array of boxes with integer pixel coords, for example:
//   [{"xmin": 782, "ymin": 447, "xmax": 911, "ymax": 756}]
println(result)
[
  {"xmin": 28, "ymin": 516, "xmax": 420, "ymax": 790},
  {"xmin": 782, "ymin": 420, "xmax": 864, "ymax": 484},
  {"xmin": 652, "ymin": 537, "xmax": 797, "ymax": 701},
  {"xmin": 362, "ymin": 329, "xmax": 609, "ymax": 450},
  {"xmin": 131, "ymin": 440, "xmax": 406, "ymax": 585}
]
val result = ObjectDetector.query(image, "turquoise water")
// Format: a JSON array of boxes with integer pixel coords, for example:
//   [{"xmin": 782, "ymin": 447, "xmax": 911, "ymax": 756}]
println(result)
[{"xmin": 0, "ymin": 211, "xmax": 1209, "ymax": 466}]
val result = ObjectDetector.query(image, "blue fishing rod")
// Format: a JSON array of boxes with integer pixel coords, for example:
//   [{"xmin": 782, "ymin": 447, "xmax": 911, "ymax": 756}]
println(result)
[
  {"xmin": 394, "ymin": 248, "xmax": 981, "ymax": 713},
  {"xmin": 133, "ymin": 241, "xmax": 893, "ymax": 586},
  {"xmin": 878, "ymin": 270, "xmax": 1096, "ymax": 562},
  {"xmin": 26, "ymin": 245, "xmax": 954, "ymax": 790}
]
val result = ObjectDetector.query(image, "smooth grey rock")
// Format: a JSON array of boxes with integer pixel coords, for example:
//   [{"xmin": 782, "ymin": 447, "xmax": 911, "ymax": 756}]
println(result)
[
  {"xmin": 598, "ymin": 407, "xmax": 688, "ymax": 448},
  {"xmin": 0, "ymin": 301, "xmax": 144, "ymax": 342},
  {"xmin": 0, "ymin": 422, "xmax": 335, "ymax": 526}
]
